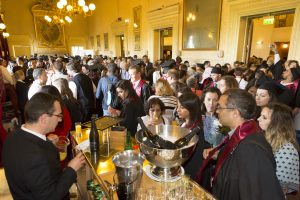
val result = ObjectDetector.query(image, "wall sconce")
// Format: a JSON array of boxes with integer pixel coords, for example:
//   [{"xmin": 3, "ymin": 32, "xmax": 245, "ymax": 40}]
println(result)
[
  {"xmin": 0, "ymin": 22, "xmax": 9, "ymax": 38},
  {"xmin": 282, "ymin": 44, "xmax": 289, "ymax": 48},
  {"xmin": 256, "ymin": 41, "xmax": 263, "ymax": 45},
  {"xmin": 186, "ymin": 12, "xmax": 196, "ymax": 22},
  {"xmin": 124, "ymin": 18, "xmax": 129, "ymax": 24}
]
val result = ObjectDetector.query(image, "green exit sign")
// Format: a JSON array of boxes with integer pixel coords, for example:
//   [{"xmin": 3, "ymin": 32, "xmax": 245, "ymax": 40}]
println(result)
[{"xmin": 263, "ymin": 18, "xmax": 274, "ymax": 25}]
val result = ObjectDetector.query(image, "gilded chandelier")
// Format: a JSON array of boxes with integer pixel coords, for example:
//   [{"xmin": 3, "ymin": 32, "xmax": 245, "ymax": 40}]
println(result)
[{"xmin": 39, "ymin": 0, "xmax": 96, "ymax": 25}]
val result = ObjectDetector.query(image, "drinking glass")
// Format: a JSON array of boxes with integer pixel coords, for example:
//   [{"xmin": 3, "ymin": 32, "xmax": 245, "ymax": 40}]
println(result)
[
  {"xmin": 55, "ymin": 136, "xmax": 70, "ymax": 161},
  {"xmin": 136, "ymin": 187, "xmax": 157, "ymax": 200},
  {"xmin": 75, "ymin": 122, "xmax": 82, "ymax": 139}
]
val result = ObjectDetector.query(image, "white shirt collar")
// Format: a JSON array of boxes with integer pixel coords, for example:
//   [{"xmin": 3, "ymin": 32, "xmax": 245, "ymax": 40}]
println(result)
[
  {"xmin": 73, "ymin": 72, "xmax": 80, "ymax": 77},
  {"xmin": 228, "ymin": 128, "xmax": 236, "ymax": 138},
  {"xmin": 21, "ymin": 125, "xmax": 47, "ymax": 141},
  {"xmin": 132, "ymin": 79, "xmax": 141, "ymax": 88}
]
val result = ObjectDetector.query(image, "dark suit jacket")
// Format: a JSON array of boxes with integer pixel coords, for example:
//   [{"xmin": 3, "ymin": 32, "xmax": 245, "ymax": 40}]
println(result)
[
  {"xmin": 140, "ymin": 81, "xmax": 152, "ymax": 106},
  {"xmin": 15, "ymin": 81, "xmax": 29, "ymax": 113},
  {"xmin": 269, "ymin": 61, "xmax": 284, "ymax": 81},
  {"xmin": 72, "ymin": 73, "xmax": 95, "ymax": 121},
  {"xmin": 212, "ymin": 133, "xmax": 284, "ymax": 200},
  {"xmin": 119, "ymin": 98, "xmax": 145, "ymax": 136},
  {"xmin": 3, "ymin": 128, "xmax": 77, "ymax": 200}
]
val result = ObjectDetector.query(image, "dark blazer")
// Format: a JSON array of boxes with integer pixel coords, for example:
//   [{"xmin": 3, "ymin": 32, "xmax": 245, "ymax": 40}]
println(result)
[
  {"xmin": 140, "ymin": 82, "xmax": 152, "ymax": 106},
  {"xmin": 119, "ymin": 97, "xmax": 145, "ymax": 137},
  {"xmin": 212, "ymin": 133, "xmax": 284, "ymax": 200},
  {"xmin": 72, "ymin": 73, "xmax": 95, "ymax": 121},
  {"xmin": 269, "ymin": 61, "xmax": 284, "ymax": 81},
  {"xmin": 15, "ymin": 81, "xmax": 29, "ymax": 114},
  {"xmin": 3, "ymin": 128, "xmax": 77, "ymax": 200}
]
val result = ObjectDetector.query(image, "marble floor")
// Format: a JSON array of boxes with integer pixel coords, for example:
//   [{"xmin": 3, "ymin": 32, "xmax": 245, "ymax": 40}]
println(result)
[{"xmin": 0, "ymin": 168, "xmax": 13, "ymax": 200}]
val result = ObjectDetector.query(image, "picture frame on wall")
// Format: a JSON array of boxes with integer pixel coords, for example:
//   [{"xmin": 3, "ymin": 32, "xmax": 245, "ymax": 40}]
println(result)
[
  {"xmin": 89, "ymin": 36, "xmax": 94, "ymax": 49},
  {"xmin": 133, "ymin": 6, "xmax": 142, "ymax": 30},
  {"xmin": 182, "ymin": 0, "xmax": 222, "ymax": 50},
  {"xmin": 96, "ymin": 35, "xmax": 101, "ymax": 49},
  {"xmin": 134, "ymin": 31, "xmax": 141, "ymax": 51},
  {"xmin": 33, "ymin": 15, "xmax": 65, "ymax": 48},
  {"xmin": 104, "ymin": 33, "xmax": 109, "ymax": 50}
]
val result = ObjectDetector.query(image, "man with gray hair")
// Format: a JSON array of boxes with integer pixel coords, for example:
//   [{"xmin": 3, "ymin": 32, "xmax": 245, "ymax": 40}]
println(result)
[{"xmin": 28, "ymin": 68, "xmax": 47, "ymax": 99}]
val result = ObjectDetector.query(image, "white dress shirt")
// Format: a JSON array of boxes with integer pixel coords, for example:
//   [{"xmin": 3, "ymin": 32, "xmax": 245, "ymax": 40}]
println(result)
[
  {"xmin": 28, "ymin": 80, "xmax": 42, "ymax": 100},
  {"xmin": 21, "ymin": 125, "xmax": 46, "ymax": 141}
]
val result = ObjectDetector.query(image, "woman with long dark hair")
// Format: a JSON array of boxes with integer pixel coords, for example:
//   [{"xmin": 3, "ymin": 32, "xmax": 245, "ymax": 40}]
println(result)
[
  {"xmin": 177, "ymin": 92, "xmax": 210, "ymax": 180},
  {"xmin": 109, "ymin": 80, "xmax": 144, "ymax": 136}
]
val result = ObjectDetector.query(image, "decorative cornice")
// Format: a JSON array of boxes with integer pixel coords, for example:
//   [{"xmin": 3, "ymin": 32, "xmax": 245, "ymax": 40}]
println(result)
[{"xmin": 146, "ymin": 3, "xmax": 180, "ymax": 21}]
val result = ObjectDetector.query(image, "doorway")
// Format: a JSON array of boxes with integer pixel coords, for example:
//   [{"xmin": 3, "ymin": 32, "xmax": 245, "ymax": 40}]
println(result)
[
  {"xmin": 239, "ymin": 9, "xmax": 295, "ymax": 63},
  {"xmin": 153, "ymin": 27, "xmax": 173, "ymax": 60},
  {"xmin": 115, "ymin": 34, "xmax": 125, "ymax": 58}
]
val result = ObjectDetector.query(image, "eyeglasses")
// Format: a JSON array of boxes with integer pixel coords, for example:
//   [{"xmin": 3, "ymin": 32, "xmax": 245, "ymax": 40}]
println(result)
[
  {"xmin": 216, "ymin": 105, "xmax": 236, "ymax": 110},
  {"xmin": 47, "ymin": 113, "xmax": 63, "ymax": 119}
]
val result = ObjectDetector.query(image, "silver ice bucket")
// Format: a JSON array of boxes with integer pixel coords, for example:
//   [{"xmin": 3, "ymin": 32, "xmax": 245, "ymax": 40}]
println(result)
[{"xmin": 112, "ymin": 150, "xmax": 145, "ymax": 200}]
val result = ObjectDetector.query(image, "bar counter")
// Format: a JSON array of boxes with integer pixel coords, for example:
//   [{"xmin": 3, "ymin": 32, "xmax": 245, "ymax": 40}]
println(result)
[{"xmin": 71, "ymin": 127, "xmax": 216, "ymax": 200}]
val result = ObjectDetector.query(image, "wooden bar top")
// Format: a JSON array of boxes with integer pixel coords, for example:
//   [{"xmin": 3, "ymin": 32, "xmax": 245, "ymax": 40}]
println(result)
[{"xmin": 71, "ymin": 128, "xmax": 216, "ymax": 200}]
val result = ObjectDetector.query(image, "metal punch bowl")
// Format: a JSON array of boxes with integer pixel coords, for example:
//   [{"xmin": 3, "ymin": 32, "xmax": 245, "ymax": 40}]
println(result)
[{"xmin": 135, "ymin": 125, "xmax": 199, "ymax": 181}]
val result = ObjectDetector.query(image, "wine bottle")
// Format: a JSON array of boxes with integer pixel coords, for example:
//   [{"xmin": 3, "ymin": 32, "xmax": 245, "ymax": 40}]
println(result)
[
  {"xmin": 124, "ymin": 131, "xmax": 133, "ymax": 150},
  {"xmin": 174, "ymin": 126, "xmax": 202, "ymax": 148},
  {"xmin": 90, "ymin": 115, "xmax": 100, "ymax": 152},
  {"xmin": 90, "ymin": 150, "xmax": 100, "ymax": 169},
  {"xmin": 137, "ymin": 117, "xmax": 177, "ymax": 149}
]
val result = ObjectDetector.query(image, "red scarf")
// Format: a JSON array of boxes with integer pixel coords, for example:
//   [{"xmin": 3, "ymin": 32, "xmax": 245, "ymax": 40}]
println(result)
[
  {"xmin": 196, "ymin": 120, "xmax": 261, "ymax": 185},
  {"xmin": 133, "ymin": 79, "xmax": 145, "ymax": 97}
]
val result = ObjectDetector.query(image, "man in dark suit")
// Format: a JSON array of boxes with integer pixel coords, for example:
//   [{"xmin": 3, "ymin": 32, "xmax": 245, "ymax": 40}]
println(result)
[
  {"xmin": 2, "ymin": 93, "xmax": 85, "ymax": 200},
  {"xmin": 67, "ymin": 61, "xmax": 95, "ymax": 122},
  {"xmin": 142, "ymin": 55, "xmax": 155, "ymax": 86}
]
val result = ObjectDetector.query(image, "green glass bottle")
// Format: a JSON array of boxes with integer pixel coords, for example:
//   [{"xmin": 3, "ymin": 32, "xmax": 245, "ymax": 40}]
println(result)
[
  {"xmin": 124, "ymin": 131, "xmax": 133, "ymax": 150},
  {"xmin": 90, "ymin": 115, "xmax": 99, "ymax": 153}
]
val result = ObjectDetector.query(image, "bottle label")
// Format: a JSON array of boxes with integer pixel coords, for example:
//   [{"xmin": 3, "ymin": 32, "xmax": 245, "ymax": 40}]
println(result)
[{"xmin": 90, "ymin": 141, "xmax": 99, "ymax": 151}]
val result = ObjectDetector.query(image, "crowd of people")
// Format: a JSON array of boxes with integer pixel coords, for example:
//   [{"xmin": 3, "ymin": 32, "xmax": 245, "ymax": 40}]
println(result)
[{"xmin": 0, "ymin": 44, "xmax": 300, "ymax": 199}]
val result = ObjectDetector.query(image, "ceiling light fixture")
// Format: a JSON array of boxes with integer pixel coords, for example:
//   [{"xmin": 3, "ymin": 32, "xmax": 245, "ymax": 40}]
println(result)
[{"xmin": 38, "ymin": 0, "xmax": 96, "ymax": 25}]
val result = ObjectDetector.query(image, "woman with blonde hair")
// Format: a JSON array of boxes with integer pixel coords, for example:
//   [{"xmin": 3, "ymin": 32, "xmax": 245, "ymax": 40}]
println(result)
[
  {"xmin": 258, "ymin": 102, "xmax": 299, "ymax": 194},
  {"xmin": 148, "ymin": 79, "xmax": 177, "ymax": 121}
]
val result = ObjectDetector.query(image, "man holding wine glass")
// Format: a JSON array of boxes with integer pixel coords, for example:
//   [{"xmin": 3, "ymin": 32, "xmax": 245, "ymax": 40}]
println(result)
[{"xmin": 2, "ymin": 92, "xmax": 85, "ymax": 200}]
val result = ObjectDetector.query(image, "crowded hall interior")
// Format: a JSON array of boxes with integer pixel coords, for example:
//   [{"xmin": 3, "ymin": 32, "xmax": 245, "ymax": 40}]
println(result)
[{"xmin": 1, "ymin": 0, "xmax": 300, "ymax": 199}]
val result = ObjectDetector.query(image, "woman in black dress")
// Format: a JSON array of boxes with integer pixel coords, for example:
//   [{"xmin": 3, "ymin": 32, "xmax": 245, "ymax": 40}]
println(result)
[
  {"xmin": 109, "ymin": 80, "xmax": 144, "ymax": 136},
  {"xmin": 177, "ymin": 91, "xmax": 210, "ymax": 180}
]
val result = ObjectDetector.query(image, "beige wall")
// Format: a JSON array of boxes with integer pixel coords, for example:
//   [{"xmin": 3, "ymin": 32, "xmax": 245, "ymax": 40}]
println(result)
[
  {"xmin": 86, "ymin": 0, "xmax": 300, "ymax": 64},
  {"xmin": 250, "ymin": 18, "xmax": 292, "ymax": 59},
  {"xmin": 2, "ymin": 0, "xmax": 88, "ymax": 58},
  {"xmin": 2, "ymin": 0, "xmax": 300, "ymax": 64}
]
